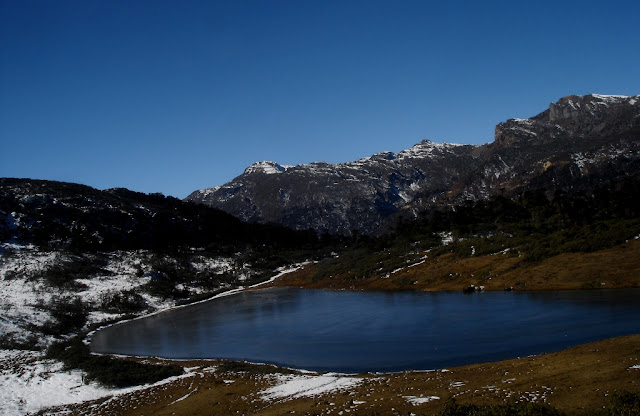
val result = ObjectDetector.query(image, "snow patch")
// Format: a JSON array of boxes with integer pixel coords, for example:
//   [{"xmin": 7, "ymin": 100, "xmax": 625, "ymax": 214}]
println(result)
[
  {"xmin": 397, "ymin": 140, "xmax": 463, "ymax": 160},
  {"xmin": 510, "ymin": 118, "xmax": 535, "ymax": 125},
  {"xmin": 439, "ymin": 231, "xmax": 454, "ymax": 246},
  {"xmin": 590, "ymin": 94, "xmax": 631, "ymax": 102},
  {"xmin": 244, "ymin": 161, "xmax": 289, "ymax": 175},
  {"xmin": 0, "ymin": 350, "xmax": 110, "ymax": 416},
  {"xmin": 409, "ymin": 181, "xmax": 422, "ymax": 192},
  {"xmin": 508, "ymin": 125, "xmax": 537, "ymax": 137},
  {"xmin": 571, "ymin": 153, "xmax": 596, "ymax": 173},
  {"xmin": 404, "ymin": 395, "xmax": 440, "ymax": 405},
  {"xmin": 260, "ymin": 373, "xmax": 362, "ymax": 400}
]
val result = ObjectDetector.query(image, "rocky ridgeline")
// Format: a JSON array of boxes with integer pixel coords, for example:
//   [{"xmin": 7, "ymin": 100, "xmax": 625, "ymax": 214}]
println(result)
[
  {"xmin": 187, "ymin": 94, "xmax": 640, "ymax": 235},
  {"xmin": 187, "ymin": 141, "xmax": 480, "ymax": 235},
  {"xmin": 495, "ymin": 94, "xmax": 639, "ymax": 147}
]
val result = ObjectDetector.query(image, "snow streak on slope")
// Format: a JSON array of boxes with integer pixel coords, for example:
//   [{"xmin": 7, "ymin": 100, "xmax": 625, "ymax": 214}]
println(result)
[{"xmin": 260, "ymin": 373, "xmax": 363, "ymax": 400}]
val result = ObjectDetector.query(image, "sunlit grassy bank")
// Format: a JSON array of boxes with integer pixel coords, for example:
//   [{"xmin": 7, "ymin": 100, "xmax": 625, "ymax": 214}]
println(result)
[
  {"xmin": 272, "ymin": 238, "xmax": 640, "ymax": 292},
  {"xmin": 44, "ymin": 333, "xmax": 640, "ymax": 415}
]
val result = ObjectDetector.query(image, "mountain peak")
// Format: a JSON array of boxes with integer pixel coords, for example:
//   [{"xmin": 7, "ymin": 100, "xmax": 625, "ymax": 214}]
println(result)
[
  {"xmin": 494, "ymin": 93, "xmax": 639, "ymax": 147},
  {"xmin": 243, "ymin": 161, "xmax": 290, "ymax": 175},
  {"xmin": 397, "ymin": 140, "xmax": 466, "ymax": 159},
  {"xmin": 548, "ymin": 93, "xmax": 638, "ymax": 122}
]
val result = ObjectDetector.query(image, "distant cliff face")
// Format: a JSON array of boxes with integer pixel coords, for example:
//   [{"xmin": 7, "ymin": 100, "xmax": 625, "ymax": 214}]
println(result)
[
  {"xmin": 186, "ymin": 142, "xmax": 481, "ymax": 235},
  {"xmin": 494, "ymin": 94, "xmax": 639, "ymax": 147},
  {"xmin": 186, "ymin": 94, "xmax": 640, "ymax": 235},
  {"xmin": 447, "ymin": 94, "xmax": 640, "ymax": 206}
]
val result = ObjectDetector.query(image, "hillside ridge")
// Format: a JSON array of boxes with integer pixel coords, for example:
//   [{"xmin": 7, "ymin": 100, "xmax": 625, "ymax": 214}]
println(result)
[{"xmin": 187, "ymin": 94, "xmax": 640, "ymax": 235}]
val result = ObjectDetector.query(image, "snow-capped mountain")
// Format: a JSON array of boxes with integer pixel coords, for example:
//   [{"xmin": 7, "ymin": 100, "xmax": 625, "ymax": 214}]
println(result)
[
  {"xmin": 186, "ymin": 94, "xmax": 640, "ymax": 235},
  {"xmin": 442, "ymin": 94, "xmax": 640, "ymax": 206},
  {"xmin": 187, "ymin": 141, "xmax": 481, "ymax": 235}
]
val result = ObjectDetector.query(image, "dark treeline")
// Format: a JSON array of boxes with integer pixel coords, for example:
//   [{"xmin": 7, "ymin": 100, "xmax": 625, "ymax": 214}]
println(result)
[
  {"xmin": 0, "ymin": 178, "xmax": 332, "ymax": 255},
  {"xmin": 314, "ymin": 179, "xmax": 640, "ymax": 280},
  {"xmin": 4, "ymin": 177, "xmax": 640, "ymax": 283},
  {"xmin": 398, "ymin": 179, "xmax": 640, "ymax": 241}
]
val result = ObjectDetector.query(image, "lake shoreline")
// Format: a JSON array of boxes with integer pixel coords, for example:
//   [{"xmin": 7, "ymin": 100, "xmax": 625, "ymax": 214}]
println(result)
[
  {"xmin": 61, "ymin": 332, "xmax": 640, "ymax": 415},
  {"xmin": 77, "ymin": 242, "xmax": 640, "ymax": 415},
  {"xmin": 87, "ymin": 239, "xmax": 640, "ymax": 351},
  {"xmin": 90, "ymin": 285, "xmax": 640, "ymax": 374}
]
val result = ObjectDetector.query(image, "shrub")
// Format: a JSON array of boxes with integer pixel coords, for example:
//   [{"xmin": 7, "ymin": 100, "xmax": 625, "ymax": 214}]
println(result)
[
  {"xmin": 432, "ymin": 397, "xmax": 565, "ymax": 416},
  {"xmin": 39, "ymin": 296, "xmax": 88, "ymax": 336},
  {"xmin": 99, "ymin": 290, "xmax": 148, "ymax": 314},
  {"xmin": 217, "ymin": 360, "xmax": 299, "ymax": 375},
  {"xmin": 606, "ymin": 390, "xmax": 640, "ymax": 415},
  {"xmin": 0, "ymin": 333, "xmax": 41, "ymax": 350},
  {"xmin": 47, "ymin": 336, "xmax": 183, "ymax": 388},
  {"xmin": 142, "ymin": 279, "xmax": 190, "ymax": 299},
  {"xmin": 39, "ymin": 255, "xmax": 110, "ymax": 290},
  {"xmin": 584, "ymin": 390, "xmax": 640, "ymax": 416}
]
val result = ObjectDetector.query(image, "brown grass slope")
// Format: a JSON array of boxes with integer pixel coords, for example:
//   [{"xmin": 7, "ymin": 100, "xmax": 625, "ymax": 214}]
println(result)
[
  {"xmin": 45, "ymin": 334, "xmax": 640, "ymax": 415},
  {"xmin": 272, "ymin": 238, "xmax": 640, "ymax": 292}
]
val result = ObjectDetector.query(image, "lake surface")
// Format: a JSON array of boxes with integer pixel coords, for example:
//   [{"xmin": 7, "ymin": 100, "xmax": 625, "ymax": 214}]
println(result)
[{"xmin": 91, "ymin": 287, "xmax": 640, "ymax": 373}]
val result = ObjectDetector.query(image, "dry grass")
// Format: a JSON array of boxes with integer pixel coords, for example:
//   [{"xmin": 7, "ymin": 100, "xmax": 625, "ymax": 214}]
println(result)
[
  {"xmin": 272, "ymin": 239, "xmax": 640, "ymax": 292},
  {"xmin": 50, "ymin": 334, "xmax": 640, "ymax": 415}
]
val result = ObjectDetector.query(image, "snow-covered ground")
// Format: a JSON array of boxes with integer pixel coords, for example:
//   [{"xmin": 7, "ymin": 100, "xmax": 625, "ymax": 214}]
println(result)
[
  {"xmin": 0, "ymin": 244, "xmax": 246, "ymax": 344},
  {"xmin": 0, "ymin": 350, "xmax": 110, "ymax": 416},
  {"xmin": 0, "ymin": 349, "xmax": 213, "ymax": 416},
  {"xmin": 0, "ymin": 247, "xmax": 66, "ymax": 345},
  {"xmin": 0, "ymin": 354, "xmax": 361, "ymax": 416},
  {"xmin": 0, "ymin": 244, "xmax": 307, "ymax": 415}
]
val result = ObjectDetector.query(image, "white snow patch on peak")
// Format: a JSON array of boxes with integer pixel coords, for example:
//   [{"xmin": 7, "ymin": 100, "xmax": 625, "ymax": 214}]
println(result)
[
  {"xmin": 590, "ymin": 94, "xmax": 631, "ymax": 100},
  {"xmin": 580, "ymin": 94, "xmax": 639, "ymax": 106},
  {"xmin": 371, "ymin": 151, "xmax": 396, "ymax": 160},
  {"xmin": 244, "ymin": 161, "xmax": 289, "ymax": 175},
  {"xmin": 397, "ymin": 140, "xmax": 462, "ymax": 159},
  {"xmin": 510, "ymin": 118, "xmax": 535, "ymax": 125},
  {"xmin": 200, "ymin": 185, "xmax": 222, "ymax": 197},
  {"xmin": 348, "ymin": 140, "xmax": 465, "ymax": 165}
]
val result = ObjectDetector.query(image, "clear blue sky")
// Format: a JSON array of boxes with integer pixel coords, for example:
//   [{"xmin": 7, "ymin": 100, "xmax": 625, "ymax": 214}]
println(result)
[{"xmin": 1, "ymin": 0, "xmax": 638, "ymax": 198}]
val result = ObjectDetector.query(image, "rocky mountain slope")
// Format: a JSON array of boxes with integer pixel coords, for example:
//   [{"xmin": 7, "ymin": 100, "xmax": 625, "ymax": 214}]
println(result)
[
  {"xmin": 441, "ymin": 94, "xmax": 640, "ymax": 206},
  {"xmin": 187, "ymin": 94, "xmax": 640, "ymax": 235},
  {"xmin": 188, "ymin": 142, "xmax": 479, "ymax": 235}
]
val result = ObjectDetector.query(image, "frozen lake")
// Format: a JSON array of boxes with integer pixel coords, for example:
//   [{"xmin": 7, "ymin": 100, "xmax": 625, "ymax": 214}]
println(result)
[{"xmin": 91, "ymin": 287, "xmax": 640, "ymax": 372}]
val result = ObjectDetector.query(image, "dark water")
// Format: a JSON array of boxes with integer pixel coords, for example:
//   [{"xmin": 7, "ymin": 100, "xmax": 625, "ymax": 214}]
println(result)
[{"xmin": 91, "ymin": 287, "xmax": 640, "ymax": 372}]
